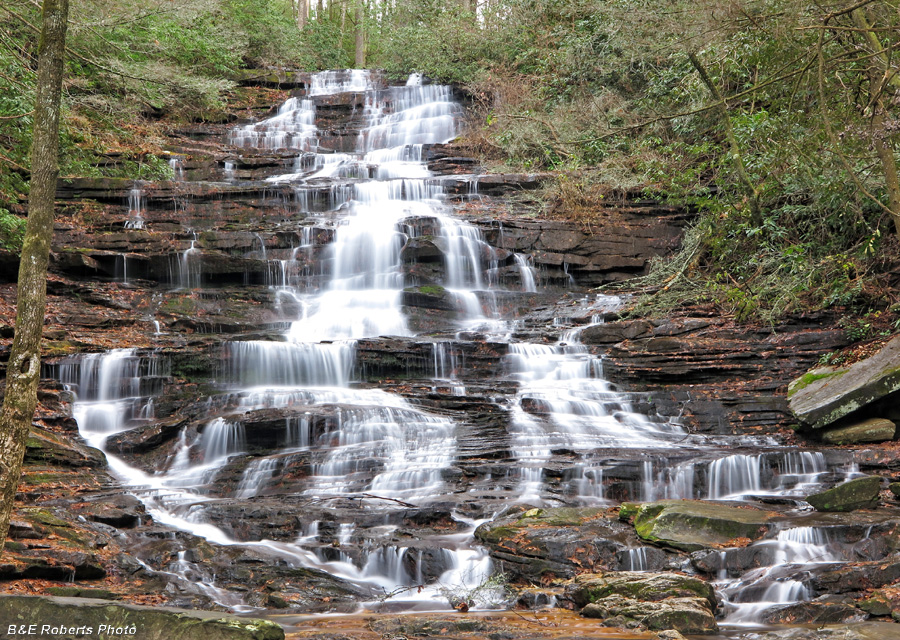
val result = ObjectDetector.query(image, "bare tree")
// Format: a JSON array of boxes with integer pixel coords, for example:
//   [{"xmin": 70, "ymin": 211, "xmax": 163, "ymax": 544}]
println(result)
[{"xmin": 0, "ymin": 0, "xmax": 70, "ymax": 553}]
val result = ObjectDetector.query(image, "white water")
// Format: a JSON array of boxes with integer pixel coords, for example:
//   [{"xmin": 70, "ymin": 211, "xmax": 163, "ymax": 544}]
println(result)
[{"xmin": 61, "ymin": 71, "xmax": 502, "ymax": 612}]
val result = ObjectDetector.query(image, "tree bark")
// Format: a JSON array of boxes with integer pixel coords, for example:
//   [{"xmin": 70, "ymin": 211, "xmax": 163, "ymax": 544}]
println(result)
[
  {"xmin": 297, "ymin": 0, "xmax": 309, "ymax": 30},
  {"xmin": 0, "ymin": 0, "xmax": 69, "ymax": 554},
  {"xmin": 354, "ymin": 0, "xmax": 365, "ymax": 68}
]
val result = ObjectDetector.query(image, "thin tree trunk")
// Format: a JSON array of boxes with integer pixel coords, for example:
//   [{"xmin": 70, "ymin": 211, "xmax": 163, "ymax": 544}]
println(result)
[
  {"xmin": 0, "ymin": 0, "xmax": 69, "ymax": 554},
  {"xmin": 688, "ymin": 51, "xmax": 763, "ymax": 226},
  {"xmin": 354, "ymin": 0, "xmax": 365, "ymax": 68},
  {"xmin": 298, "ymin": 0, "xmax": 308, "ymax": 29}
]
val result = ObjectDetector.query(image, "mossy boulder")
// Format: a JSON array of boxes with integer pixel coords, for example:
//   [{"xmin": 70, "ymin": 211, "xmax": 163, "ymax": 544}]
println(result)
[
  {"xmin": 619, "ymin": 500, "xmax": 777, "ymax": 551},
  {"xmin": 566, "ymin": 572, "xmax": 716, "ymax": 610},
  {"xmin": 806, "ymin": 476, "xmax": 882, "ymax": 512},
  {"xmin": 0, "ymin": 596, "xmax": 284, "ymax": 640},
  {"xmin": 581, "ymin": 596, "xmax": 717, "ymax": 634},
  {"xmin": 789, "ymin": 335, "xmax": 900, "ymax": 430},
  {"xmin": 567, "ymin": 572, "xmax": 717, "ymax": 634}
]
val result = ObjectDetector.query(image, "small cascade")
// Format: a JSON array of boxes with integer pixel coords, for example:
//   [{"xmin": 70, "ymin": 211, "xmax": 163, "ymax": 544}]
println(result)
[
  {"xmin": 168, "ymin": 156, "xmax": 185, "ymax": 180},
  {"xmin": 235, "ymin": 458, "xmax": 280, "ymax": 499},
  {"xmin": 505, "ymin": 300, "xmax": 683, "ymax": 502},
  {"xmin": 125, "ymin": 186, "xmax": 145, "ymax": 229},
  {"xmin": 513, "ymin": 253, "xmax": 537, "ymax": 292},
  {"xmin": 170, "ymin": 234, "xmax": 201, "ymax": 289},
  {"xmin": 432, "ymin": 342, "xmax": 465, "ymax": 396},
  {"xmin": 708, "ymin": 452, "xmax": 828, "ymax": 500},
  {"xmin": 229, "ymin": 97, "xmax": 318, "ymax": 151},
  {"xmin": 621, "ymin": 548, "xmax": 652, "ymax": 572},
  {"xmin": 57, "ymin": 349, "xmax": 167, "ymax": 437},
  {"xmin": 117, "ymin": 253, "xmax": 128, "ymax": 284}
]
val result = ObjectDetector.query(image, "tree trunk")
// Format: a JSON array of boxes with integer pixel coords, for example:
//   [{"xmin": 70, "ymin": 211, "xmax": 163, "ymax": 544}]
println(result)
[
  {"xmin": 297, "ymin": 0, "xmax": 309, "ymax": 30},
  {"xmin": 354, "ymin": 0, "xmax": 365, "ymax": 68},
  {"xmin": 688, "ymin": 51, "xmax": 763, "ymax": 226},
  {"xmin": 0, "ymin": 0, "xmax": 69, "ymax": 555}
]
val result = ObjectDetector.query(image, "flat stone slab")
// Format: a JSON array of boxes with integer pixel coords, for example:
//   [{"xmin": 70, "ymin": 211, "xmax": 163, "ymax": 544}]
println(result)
[
  {"xmin": 822, "ymin": 418, "xmax": 896, "ymax": 444},
  {"xmin": 0, "ymin": 596, "xmax": 283, "ymax": 640},
  {"xmin": 620, "ymin": 500, "xmax": 778, "ymax": 551},
  {"xmin": 789, "ymin": 335, "xmax": 900, "ymax": 429},
  {"xmin": 807, "ymin": 475, "xmax": 882, "ymax": 512}
]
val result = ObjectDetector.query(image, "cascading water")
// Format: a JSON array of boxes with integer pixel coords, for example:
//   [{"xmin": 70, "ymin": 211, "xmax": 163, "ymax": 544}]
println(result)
[
  {"xmin": 61, "ymin": 70, "xmax": 500, "ymax": 612},
  {"xmin": 55, "ymin": 69, "xmax": 868, "ymax": 628}
]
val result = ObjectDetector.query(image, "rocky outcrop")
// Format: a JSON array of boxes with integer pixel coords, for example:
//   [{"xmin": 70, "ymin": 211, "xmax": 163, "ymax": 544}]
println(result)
[
  {"xmin": 565, "ymin": 572, "xmax": 718, "ymax": 633},
  {"xmin": 620, "ymin": 500, "xmax": 778, "ymax": 551},
  {"xmin": 473, "ymin": 507, "xmax": 642, "ymax": 582},
  {"xmin": 807, "ymin": 476, "xmax": 883, "ymax": 512},
  {"xmin": 0, "ymin": 596, "xmax": 283, "ymax": 640},
  {"xmin": 598, "ymin": 314, "xmax": 851, "ymax": 435},
  {"xmin": 789, "ymin": 336, "xmax": 900, "ymax": 430}
]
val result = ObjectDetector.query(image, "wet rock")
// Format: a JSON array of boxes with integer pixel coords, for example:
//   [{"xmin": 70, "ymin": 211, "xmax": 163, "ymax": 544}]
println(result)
[
  {"xmin": 620, "ymin": 500, "xmax": 777, "ymax": 551},
  {"xmin": 858, "ymin": 589, "xmax": 894, "ymax": 616},
  {"xmin": 821, "ymin": 418, "xmax": 896, "ymax": 444},
  {"xmin": 401, "ymin": 285, "xmax": 459, "ymax": 312},
  {"xmin": 0, "ymin": 596, "xmax": 284, "ymax": 640},
  {"xmin": 807, "ymin": 476, "xmax": 882, "ymax": 512},
  {"xmin": 474, "ymin": 508, "xmax": 635, "ymax": 582},
  {"xmin": 812, "ymin": 558, "xmax": 900, "ymax": 593},
  {"xmin": 891, "ymin": 482, "xmax": 900, "ymax": 497},
  {"xmin": 566, "ymin": 572, "xmax": 717, "ymax": 634},
  {"xmin": 580, "ymin": 320, "xmax": 656, "ymax": 344},
  {"xmin": 565, "ymin": 571, "xmax": 717, "ymax": 610},
  {"xmin": 581, "ymin": 596, "xmax": 717, "ymax": 634},
  {"xmin": 8, "ymin": 520, "xmax": 40, "ymax": 539},
  {"xmin": 601, "ymin": 314, "xmax": 851, "ymax": 436},
  {"xmin": 762, "ymin": 601, "xmax": 869, "ymax": 624},
  {"xmin": 75, "ymin": 494, "xmax": 147, "ymax": 529},
  {"xmin": 105, "ymin": 416, "xmax": 188, "ymax": 454},
  {"xmin": 789, "ymin": 335, "xmax": 900, "ymax": 429},
  {"xmin": 23, "ymin": 427, "xmax": 106, "ymax": 468}
]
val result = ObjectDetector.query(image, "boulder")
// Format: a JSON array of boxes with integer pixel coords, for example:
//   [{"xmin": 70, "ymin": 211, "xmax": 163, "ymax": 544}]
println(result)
[
  {"xmin": 581, "ymin": 596, "xmax": 716, "ymax": 634},
  {"xmin": 789, "ymin": 335, "xmax": 900, "ymax": 429},
  {"xmin": 565, "ymin": 572, "xmax": 717, "ymax": 610},
  {"xmin": 813, "ymin": 559, "xmax": 900, "ymax": 594},
  {"xmin": 566, "ymin": 572, "xmax": 717, "ymax": 634},
  {"xmin": 806, "ymin": 476, "xmax": 882, "ymax": 512},
  {"xmin": 474, "ymin": 508, "xmax": 634, "ymax": 582},
  {"xmin": 620, "ymin": 500, "xmax": 777, "ymax": 551},
  {"xmin": 0, "ymin": 596, "xmax": 283, "ymax": 640},
  {"xmin": 821, "ymin": 419, "xmax": 896, "ymax": 444}
]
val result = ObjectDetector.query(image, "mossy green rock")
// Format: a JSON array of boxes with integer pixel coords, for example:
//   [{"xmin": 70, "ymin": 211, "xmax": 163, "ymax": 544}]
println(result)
[
  {"xmin": 566, "ymin": 572, "xmax": 716, "ymax": 610},
  {"xmin": 821, "ymin": 418, "xmax": 896, "ymax": 444},
  {"xmin": 789, "ymin": 335, "xmax": 900, "ymax": 429},
  {"xmin": 569, "ymin": 573, "xmax": 717, "ymax": 634},
  {"xmin": 619, "ymin": 500, "xmax": 777, "ymax": 551},
  {"xmin": 0, "ymin": 596, "xmax": 284, "ymax": 640},
  {"xmin": 806, "ymin": 476, "xmax": 882, "ymax": 512}
]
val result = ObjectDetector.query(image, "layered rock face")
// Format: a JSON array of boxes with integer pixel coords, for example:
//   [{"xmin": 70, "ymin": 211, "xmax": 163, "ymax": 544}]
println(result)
[{"xmin": 4, "ymin": 69, "xmax": 900, "ymax": 639}]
